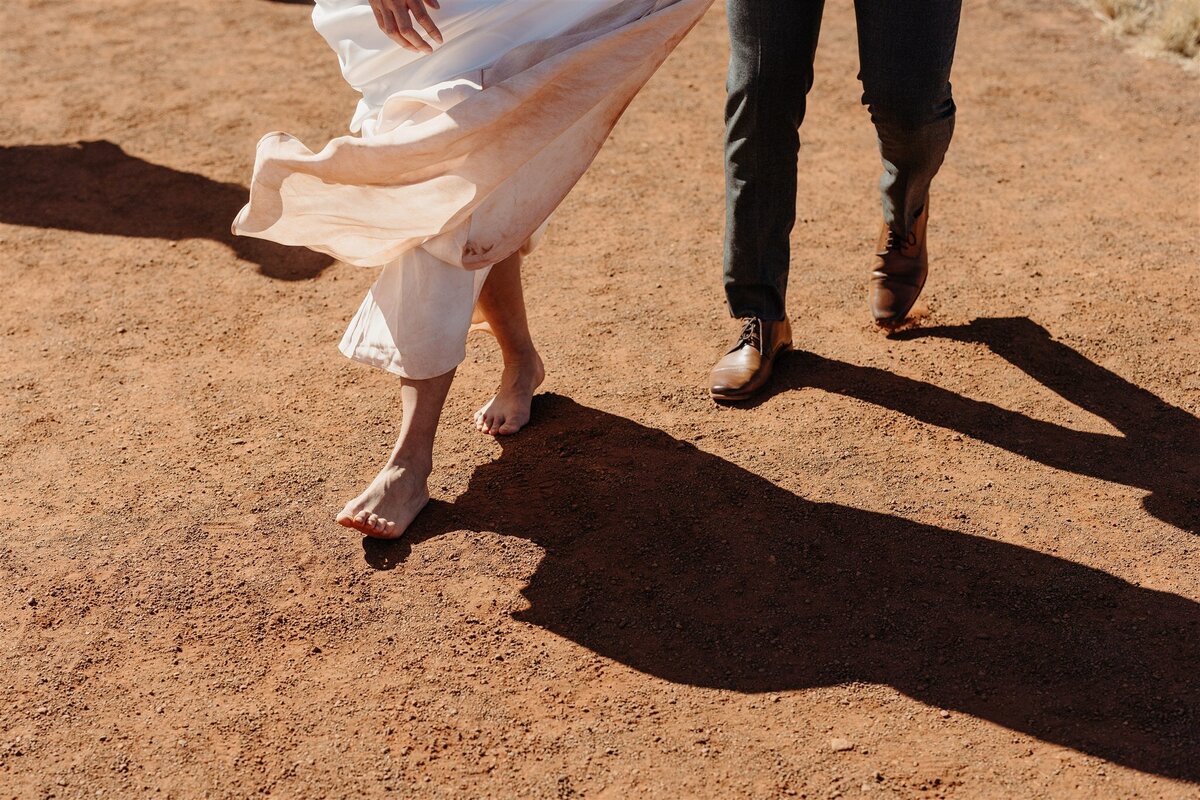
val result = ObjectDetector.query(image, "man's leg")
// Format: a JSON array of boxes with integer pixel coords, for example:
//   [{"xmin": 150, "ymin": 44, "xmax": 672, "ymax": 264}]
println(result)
[
  {"xmin": 712, "ymin": 0, "xmax": 824, "ymax": 401},
  {"xmin": 723, "ymin": 0, "xmax": 826, "ymax": 321},
  {"xmin": 855, "ymin": 0, "xmax": 962, "ymax": 324}
]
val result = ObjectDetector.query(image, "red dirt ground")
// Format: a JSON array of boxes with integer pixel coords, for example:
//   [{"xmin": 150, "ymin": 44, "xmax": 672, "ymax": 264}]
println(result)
[{"xmin": 1, "ymin": 0, "xmax": 1197, "ymax": 797}]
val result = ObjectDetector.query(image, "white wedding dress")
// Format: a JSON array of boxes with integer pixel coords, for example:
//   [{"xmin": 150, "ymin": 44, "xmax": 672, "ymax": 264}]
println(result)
[{"xmin": 233, "ymin": 0, "xmax": 711, "ymax": 379}]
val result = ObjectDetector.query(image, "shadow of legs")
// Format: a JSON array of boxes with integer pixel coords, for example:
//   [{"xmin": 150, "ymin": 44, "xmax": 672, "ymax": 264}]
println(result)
[
  {"xmin": 373, "ymin": 395, "xmax": 1198, "ymax": 780},
  {"xmin": 748, "ymin": 317, "xmax": 1196, "ymax": 533},
  {"xmin": 893, "ymin": 318, "xmax": 1200, "ymax": 532}
]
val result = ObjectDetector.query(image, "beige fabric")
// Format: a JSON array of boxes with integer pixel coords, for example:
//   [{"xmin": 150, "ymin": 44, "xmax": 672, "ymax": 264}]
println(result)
[{"xmin": 232, "ymin": 0, "xmax": 712, "ymax": 378}]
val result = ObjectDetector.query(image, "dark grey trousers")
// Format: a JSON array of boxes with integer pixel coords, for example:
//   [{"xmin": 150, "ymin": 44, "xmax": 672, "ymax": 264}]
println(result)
[{"xmin": 724, "ymin": 0, "xmax": 962, "ymax": 320}]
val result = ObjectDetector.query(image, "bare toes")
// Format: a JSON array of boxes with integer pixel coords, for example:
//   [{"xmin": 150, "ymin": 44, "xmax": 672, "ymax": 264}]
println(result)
[{"xmin": 384, "ymin": 521, "xmax": 398, "ymax": 537}]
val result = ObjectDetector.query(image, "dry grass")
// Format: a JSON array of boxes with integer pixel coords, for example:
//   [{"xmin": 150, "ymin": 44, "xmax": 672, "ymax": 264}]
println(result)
[{"xmin": 1081, "ymin": 0, "xmax": 1200, "ymax": 67}]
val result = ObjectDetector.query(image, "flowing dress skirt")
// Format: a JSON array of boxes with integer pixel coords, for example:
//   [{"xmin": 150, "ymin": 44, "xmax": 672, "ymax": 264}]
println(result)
[{"xmin": 232, "ymin": 0, "xmax": 711, "ymax": 379}]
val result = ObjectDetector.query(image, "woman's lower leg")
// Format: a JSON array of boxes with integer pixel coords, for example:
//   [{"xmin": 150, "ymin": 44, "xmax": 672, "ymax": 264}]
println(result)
[
  {"xmin": 472, "ymin": 249, "xmax": 545, "ymax": 435},
  {"xmin": 476, "ymin": 250, "xmax": 536, "ymax": 359},
  {"xmin": 337, "ymin": 368, "xmax": 456, "ymax": 538}
]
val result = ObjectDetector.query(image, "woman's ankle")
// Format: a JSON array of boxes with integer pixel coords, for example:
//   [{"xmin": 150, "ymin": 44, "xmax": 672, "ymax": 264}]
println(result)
[
  {"xmin": 501, "ymin": 343, "xmax": 542, "ymax": 367},
  {"xmin": 386, "ymin": 452, "xmax": 434, "ymax": 478}
]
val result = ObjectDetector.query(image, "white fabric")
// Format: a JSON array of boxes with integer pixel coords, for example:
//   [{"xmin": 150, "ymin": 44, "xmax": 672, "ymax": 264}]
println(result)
[{"xmin": 233, "ymin": 0, "xmax": 711, "ymax": 379}]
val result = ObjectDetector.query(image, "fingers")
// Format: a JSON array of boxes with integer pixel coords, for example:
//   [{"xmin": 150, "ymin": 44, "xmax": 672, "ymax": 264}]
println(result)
[
  {"xmin": 369, "ymin": 2, "xmax": 389, "ymax": 37},
  {"xmin": 370, "ymin": 0, "xmax": 441, "ymax": 53},
  {"xmin": 388, "ymin": 7, "xmax": 432, "ymax": 53},
  {"xmin": 407, "ymin": 0, "xmax": 443, "ymax": 46}
]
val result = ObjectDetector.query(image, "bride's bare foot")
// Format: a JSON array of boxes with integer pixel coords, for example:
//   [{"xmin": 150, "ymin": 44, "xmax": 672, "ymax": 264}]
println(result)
[
  {"xmin": 473, "ymin": 351, "xmax": 545, "ymax": 436},
  {"xmin": 335, "ymin": 462, "xmax": 431, "ymax": 539}
]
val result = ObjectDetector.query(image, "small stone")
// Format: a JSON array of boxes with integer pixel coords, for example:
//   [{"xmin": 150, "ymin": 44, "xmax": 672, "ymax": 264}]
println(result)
[
  {"xmin": 939, "ymin": 710, "xmax": 950, "ymax": 719},
  {"xmin": 829, "ymin": 738, "xmax": 854, "ymax": 753},
  {"xmin": 228, "ymin": 438, "xmax": 246, "ymax": 446}
]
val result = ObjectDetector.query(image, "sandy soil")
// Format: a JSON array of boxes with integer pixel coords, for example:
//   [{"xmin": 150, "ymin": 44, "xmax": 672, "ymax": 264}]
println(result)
[{"xmin": 1, "ymin": 0, "xmax": 1198, "ymax": 797}]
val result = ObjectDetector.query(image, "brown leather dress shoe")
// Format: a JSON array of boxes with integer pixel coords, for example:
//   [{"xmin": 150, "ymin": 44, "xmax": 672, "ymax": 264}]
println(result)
[
  {"xmin": 869, "ymin": 202, "xmax": 929, "ymax": 327},
  {"xmin": 709, "ymin": 316, "xmax": 793, "ymax": 401}
]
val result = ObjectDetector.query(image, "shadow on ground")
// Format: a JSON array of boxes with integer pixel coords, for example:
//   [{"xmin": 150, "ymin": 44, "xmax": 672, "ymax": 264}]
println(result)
[
  {"xmin": 365, "ymin": 318, "xmax": 1198, "ymax": 781},
  {"xmin": 753, "ymin": 316, "xmax": 1198, "ymax": 533},
  {"xmin": 0, "ymin": 141, "xmax": 330, "ymax": 280}
]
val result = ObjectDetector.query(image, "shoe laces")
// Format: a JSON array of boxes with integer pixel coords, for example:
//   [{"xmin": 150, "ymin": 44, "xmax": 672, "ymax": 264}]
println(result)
[
  {"xmin": 885, "ymin": 226, "xmax": 918, "ymax": 254},
  {"xmin": 736, "ymin": 317, "xmax": 763, "ymax": 351}
]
